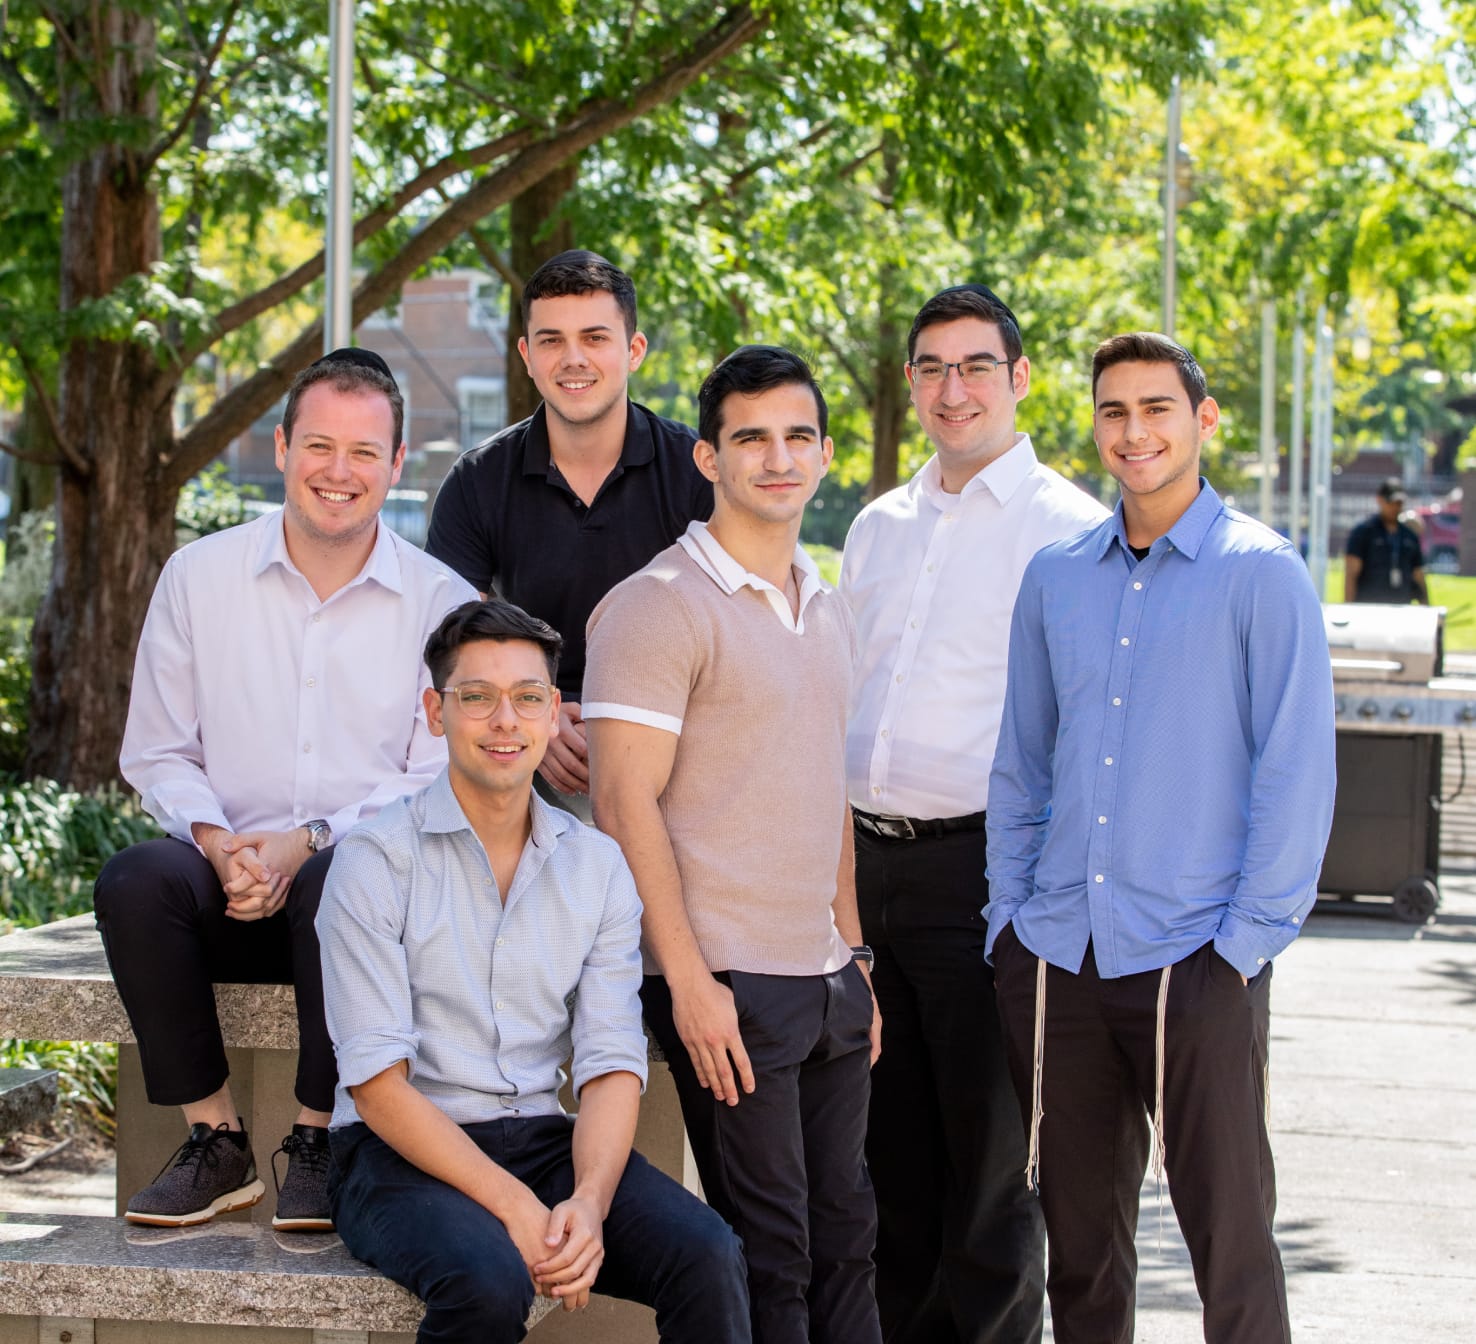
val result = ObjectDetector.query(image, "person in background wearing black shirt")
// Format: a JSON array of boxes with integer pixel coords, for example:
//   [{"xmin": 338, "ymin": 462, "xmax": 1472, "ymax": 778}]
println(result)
[
  {"xmin": 1345, "ymin": 477, "xmax": 1428, "ymax": 604},
  {"xmin": 426, "ymin": 251, "xmax": 712, "ymax": 820}
]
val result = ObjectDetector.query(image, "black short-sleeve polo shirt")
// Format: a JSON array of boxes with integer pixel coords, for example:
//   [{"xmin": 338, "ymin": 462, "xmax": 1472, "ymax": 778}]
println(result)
[
  {"xmin": 1345, "ymin": 514, "xmax": 1424, "ymax": 603},
  {"xmin": 426, "ymin": 400, "xmax": 712, "ymax": 699}
]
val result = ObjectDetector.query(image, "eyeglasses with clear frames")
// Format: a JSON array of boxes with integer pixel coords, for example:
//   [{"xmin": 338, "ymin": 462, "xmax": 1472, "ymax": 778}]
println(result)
[
  {"xmin": 438, "ymin": 681, "xmax": 553, "ymax": 720},
  {"xmin": 907, "ymin": 357, "xmax": 1012, "ymax": 386}
]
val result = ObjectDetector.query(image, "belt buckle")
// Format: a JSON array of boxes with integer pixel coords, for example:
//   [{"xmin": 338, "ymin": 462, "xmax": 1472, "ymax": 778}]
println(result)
[{"xmin": 882, "ymin": 815, "xmax": 916, "ymax": 841}]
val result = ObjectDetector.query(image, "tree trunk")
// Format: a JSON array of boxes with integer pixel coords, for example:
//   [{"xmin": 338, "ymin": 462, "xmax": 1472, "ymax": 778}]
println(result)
[
  {"xmin": 25, "ymin": 5, "xmax": 178, "ymax": 790},
  {"xmin": 868, "ymin": 258, "xmax": 909, "ymax": 500},
  {"xmin": 505, "ymin": 159, "xmax": 579, "ymax": 425}
]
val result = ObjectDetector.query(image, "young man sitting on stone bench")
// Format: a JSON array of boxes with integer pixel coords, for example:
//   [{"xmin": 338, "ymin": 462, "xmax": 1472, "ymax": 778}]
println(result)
[
  {"xmin": 94, "ymin": 350, "xmax": 476, "ymax": 1231},
  {"xmin": 317, "ymin": 599, "xmax": 750, "ymax": 1342}
]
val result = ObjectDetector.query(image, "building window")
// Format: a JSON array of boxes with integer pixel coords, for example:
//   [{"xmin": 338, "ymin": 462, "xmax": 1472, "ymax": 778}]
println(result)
[
  {"xmin": 469, "ymin": 277, "xmax": 503, "ymax": 334},
  {"xmin": 458, "ymin": 376, "xmax": 506, "ymax": 448}
]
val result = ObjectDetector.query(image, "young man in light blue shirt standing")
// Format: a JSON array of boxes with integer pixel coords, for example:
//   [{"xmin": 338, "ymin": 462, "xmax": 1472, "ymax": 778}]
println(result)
[{"xmin": 986, "ymin": 333, "xmax": 1336, "ymax": 1344}]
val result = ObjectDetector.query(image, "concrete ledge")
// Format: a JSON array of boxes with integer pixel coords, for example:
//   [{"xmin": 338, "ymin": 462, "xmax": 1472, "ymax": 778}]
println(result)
[
  {"xmin": 0, "ymin": 1071, "xmax": 57, "ymax": 1137},
  {"xmin": 0, "ymin": 1212, "xmax": 557, "ymax": 1334},
  {"xmin": 0, "ymin": 916, "xmax": 297, "ymax": 1050}
]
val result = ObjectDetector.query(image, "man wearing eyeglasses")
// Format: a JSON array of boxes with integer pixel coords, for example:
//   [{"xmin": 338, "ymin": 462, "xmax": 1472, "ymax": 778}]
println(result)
[
  {"xmin": 839, "ymin": 285, "xmax": 1108, "ymax": 1344},
  {"xmin": 317, "ymin": 599, "xmax": 749, "ymax": 1342}
]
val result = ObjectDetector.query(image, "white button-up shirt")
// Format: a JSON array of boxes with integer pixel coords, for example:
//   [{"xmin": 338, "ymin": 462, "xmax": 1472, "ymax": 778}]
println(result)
[
  {"xmin": 840, "ymin": 434, "xmax": 1108, "ymax": 820},
  {"xmin": 120, "ymin": 510, "xmax": 477, "ymax": 844}
]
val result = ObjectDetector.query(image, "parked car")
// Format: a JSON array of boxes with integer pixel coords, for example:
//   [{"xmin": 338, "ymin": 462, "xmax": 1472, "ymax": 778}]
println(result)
[{"xmin": 1413, "ymin": 496, "xmax": 1462, "ymax": 573}]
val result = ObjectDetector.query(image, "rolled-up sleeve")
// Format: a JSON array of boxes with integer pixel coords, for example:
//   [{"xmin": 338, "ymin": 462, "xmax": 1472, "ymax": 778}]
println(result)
[
  {"xmin": 316, "ymin": 832, "xmax": 422, "ymax": 1088},
  {"xmin": 569, "ymin": 852, "xmax": 648, "ymax": 1099}
]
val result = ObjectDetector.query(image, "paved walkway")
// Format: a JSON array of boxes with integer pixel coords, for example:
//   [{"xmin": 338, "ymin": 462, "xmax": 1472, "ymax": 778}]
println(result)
[{"xmin": 1101, "ymin": 873, "xmax": 1476, "ymax": 1342}]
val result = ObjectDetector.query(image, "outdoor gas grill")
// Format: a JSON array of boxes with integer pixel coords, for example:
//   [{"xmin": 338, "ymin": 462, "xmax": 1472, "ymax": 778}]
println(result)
[{"xmin": 1322, "ymin": 602, "xmax": 1475, "ymax": 922}]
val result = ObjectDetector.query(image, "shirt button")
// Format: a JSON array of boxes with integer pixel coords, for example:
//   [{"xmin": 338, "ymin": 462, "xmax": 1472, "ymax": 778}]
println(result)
[
  {"xmin": 496, "ymin": 937, "xmax": 505, "ymax": 947},
  {"xmin": 302, "ymin": 743, "xmax": 311, "ymax": 754},
  {"xmin": 1120, "ymin": 637, "xmax": 1129, "ymax": 646},
  {"xmin": 1112, "ymin": 697, "xmax": 1122, "ymax": 706},
  {"xmin": 1292, "ymin": 916, "xmax": 1300, "ymax": 925},
  {"xmin": 895, "ymin": 674, "xmax": 904, "ymax": 683},
  {"xmin": 1098, "ymin": 816, "xmax": 1107, "ymax": 824},
  {"xmin": 944, "ymin": 513, "xmax": 954, "ymax": 521},
  {"xmin": 910, "ymin": 620, "xmax": 918, "ymax": 629},
  {"xmin": 312, "ymin": 614, "xmax": 321, "ymax": 623},
  {"xmin": 1104, "ymin": 756, "xmax": 1114, "ymax": 765},
  {"xmin": 306, "ymin": 677, "xmax": 316, "ymax": 688},
  {"xmin": 484, "ymin": 877, "xmax": 492, "ymax": 887},
  {"xmin": 871, "ymin": 786, "xmax": 880, "ymax": 796},
  {"xmin": 926, "ymin": 563, "xmax": 935, "ymax": 573},
  {"xmin": 495, "ymin": 1000, "xmax": 504, "ymax": 1010},
  {"xmin": 880, "ymin": 729, "xmax": 889, "ymax": 739},
  {"xmin": 1134, "ymin": 582, "xmax": 1143, "ymax": 590},
  {"xmin": 1095, "ymin": 874, "xmax": 1104, "ymax": 883},
  {"xmin": 1256, "ymin": 957, "xmax": 1266, "ymax": 966}
]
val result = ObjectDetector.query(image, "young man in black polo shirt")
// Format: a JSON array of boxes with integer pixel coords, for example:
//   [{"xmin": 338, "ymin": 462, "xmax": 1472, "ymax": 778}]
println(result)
[
  {"xmin": 1345, "ymin": 477, "xmax": 1428, "ymax": 604},
  {"xmin": 427, "ymin": 251, "xmax": 712, "ymax": 820}
]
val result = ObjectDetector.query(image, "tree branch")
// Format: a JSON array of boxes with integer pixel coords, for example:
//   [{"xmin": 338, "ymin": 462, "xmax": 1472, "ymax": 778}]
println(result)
[
  {"xmin": 17, "ymin": 353, "xmax": 89, "ymax": 478},
  {"xmin": 1379, "ymin": 152, "xmax": 1476, "ymax": 224},
  {"xmin": 144, "ymin": 0, "xmax": 242, "ymax": 170},
  {"xmin": 0, "ymin": 52, "xmax": 57, "ymax": 123},
  {"xmin": 188, "ymin": 124, "xmax": 539, "ymax": 359},
  {"xmin": 462, "ymin": 222, "xmax": 524, "ymax": 301},
  {"xmin": 172, "ymin": 3, "xmax": 764, "ymax": 483},
  {"xmin": 819, "ymin": 330, "xmax": 872, "ymax": 402},
  {"xmin": 0, "ymin": 438, "xmax": 62, "ymax": 469}
]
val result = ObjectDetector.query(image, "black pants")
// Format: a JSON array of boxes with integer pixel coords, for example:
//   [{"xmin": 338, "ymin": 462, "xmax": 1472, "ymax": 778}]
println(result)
[
  {"xmin": 993, "ymin": 930, "xmax": 1288, "ymax": 1344},
  {"xmin": 642, "ymin": 966, "xmax": 882, "ymax": 1344},
  {"xmin": 855, "ymin": 825, "xmax": 1045, "ymax": 1344},
  {"xmin": 330, "ymin": 1116, "xmax": 751, "ymax": 1344},
  {"xmin": 93, "ymin": 837, "xmax": 337, "ymax": 1113}
]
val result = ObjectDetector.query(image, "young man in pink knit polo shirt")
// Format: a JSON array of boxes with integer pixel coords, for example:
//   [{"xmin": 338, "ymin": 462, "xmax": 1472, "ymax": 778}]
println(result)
[{"xmin": 585, "ymin": 346, "xmax": 883, "ymax": 1344}]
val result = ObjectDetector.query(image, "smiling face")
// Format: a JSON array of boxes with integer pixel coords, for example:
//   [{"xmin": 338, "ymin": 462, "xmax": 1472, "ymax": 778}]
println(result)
[
  {"xmin": 425, "ymin": 637, "xmax": 561, "ymax": 805},
  {"xmin": 695, "ymin": 382, "xmax": 834, "ymax": 531},
  {"xmin": 907, "ymin": 316, "xmax": 1030, "ymax": 486},
  {"xmin": 274, "ymin": 382, "xmax": 403, "ymax": 554},
  {"xmin": 517, "ymin": 291, "xmax": 648, "ymax": 433},
  {"xmin": 1093, "ymin": 359, "xmax": 1219, "ymax": 517}
]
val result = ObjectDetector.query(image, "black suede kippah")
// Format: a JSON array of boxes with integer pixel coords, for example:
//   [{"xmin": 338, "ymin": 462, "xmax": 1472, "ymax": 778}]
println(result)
[{"xmin": 313, "ymin": 346, "xmax": 396, "ymax": 385}]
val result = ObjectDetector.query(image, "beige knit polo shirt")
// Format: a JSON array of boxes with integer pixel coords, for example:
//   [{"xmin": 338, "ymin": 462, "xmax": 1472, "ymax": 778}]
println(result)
[{"xmin": 585, "ymin": 523, "xmax": 855, "ymax": 977}]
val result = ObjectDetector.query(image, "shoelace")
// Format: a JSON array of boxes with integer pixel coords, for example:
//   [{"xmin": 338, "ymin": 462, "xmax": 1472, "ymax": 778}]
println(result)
[
  {"xmin": 154, "ymin": 1124, "xmax": 235, "ymax": 1189},
  {"xmin": 271, "ymin": 1133, "xmax": 328, "ymax": 1194}
]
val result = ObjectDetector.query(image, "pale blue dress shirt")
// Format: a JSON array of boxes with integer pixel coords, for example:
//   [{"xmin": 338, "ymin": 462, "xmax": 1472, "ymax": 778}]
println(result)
[
  {"xmin": 985, "ymin": 481, "xmax": 1336, "ymax": 980},
  {"xmin": 318, "ymin": 770, "xmax": 648, "ymax": 1129}
]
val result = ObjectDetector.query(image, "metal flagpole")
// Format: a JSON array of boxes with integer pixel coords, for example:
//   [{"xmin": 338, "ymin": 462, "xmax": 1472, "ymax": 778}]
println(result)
[{"xmin": 324, "ymin": 0, "xmax": 355, "ymax": 352}]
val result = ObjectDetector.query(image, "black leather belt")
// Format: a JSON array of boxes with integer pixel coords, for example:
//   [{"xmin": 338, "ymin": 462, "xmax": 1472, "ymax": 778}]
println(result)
[{"xmin": 853, "ymin": 808, "xmax": 987, "ymax": 841}]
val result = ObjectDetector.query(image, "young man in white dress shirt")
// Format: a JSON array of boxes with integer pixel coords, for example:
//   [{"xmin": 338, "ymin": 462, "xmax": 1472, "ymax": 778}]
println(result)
[
  {"xmin": 840, "ymin": 285, "xmax": 1109, "ymax": 1344},
  {"xmin": 94, "ymin": 349, "xmax": 476, "ymax": 1231}
]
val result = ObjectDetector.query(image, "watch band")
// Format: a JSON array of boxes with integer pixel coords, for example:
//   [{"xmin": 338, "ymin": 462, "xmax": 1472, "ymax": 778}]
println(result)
[
  {"xmin": 850, "ymin": 944, "xmax": 875, "ymax": 969},
  {"xmin": 304, "ymin": 819, "xmax": 332, "ymax": 853}
]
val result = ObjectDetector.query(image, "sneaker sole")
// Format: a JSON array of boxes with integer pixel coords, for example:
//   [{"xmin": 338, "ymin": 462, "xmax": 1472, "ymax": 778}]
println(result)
[
  {"xmin": 124, "ymin": 1178, "xmax": 267, "ymax": 1227},
  {"xmin": 271, "ymin": 1213, "xmax": 335, "ymax": 1232}
]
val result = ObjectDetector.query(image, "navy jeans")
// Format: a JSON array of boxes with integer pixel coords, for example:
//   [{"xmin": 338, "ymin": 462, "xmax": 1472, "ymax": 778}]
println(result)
[{"xmin": 329, "ymin": 1115, "xmax": 751, "ymax": 1344}]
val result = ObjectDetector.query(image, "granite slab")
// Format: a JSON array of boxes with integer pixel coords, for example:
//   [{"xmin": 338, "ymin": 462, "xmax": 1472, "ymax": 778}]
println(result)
[
  {"xmin": 0, "ymin": 1069, "xmax": 57, "ymax": 1136},
  {"xmin": 0, "ymin": 916, "xmax": 299, "ymax": 1050},
  {"xmin": 0, "ymin": 1213, "xmax": 556, "ymax": 1331}
]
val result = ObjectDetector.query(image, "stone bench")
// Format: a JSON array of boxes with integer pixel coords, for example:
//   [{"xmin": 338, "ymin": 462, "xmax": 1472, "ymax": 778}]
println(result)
[
  {"xmin": 0, "ymin": 915, "xmax": 679, "ymax": 1342},
  {"xmin": 0, "ymin": 1069, "xmax": 58, "ymax": 1140},
  {"xmin": 0, "ymin": 1209, "xmax": 560, "ymax": 1341}
]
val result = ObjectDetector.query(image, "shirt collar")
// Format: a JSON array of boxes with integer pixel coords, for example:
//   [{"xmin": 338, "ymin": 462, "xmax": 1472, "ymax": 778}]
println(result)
[
  {"xmin": 421, "ymin": 766, "xmax": 571, "ymax": 852},
  {"xmin": 253, "ymin": 509, "xmax": 403, "ymax": 595},
  {"xmin": 1095, "ymin": 478, "xmax": 1223, "ymax": 562},
  {"xmin": 676, "ymin": 519, "xmax": 825, "ymax": 614},
  {"xmin": 914, "ymin": 433, "xmax": 1037, "ymax": 510},
  {"xmin": 520, "ymin": 400, "xmax": 654, "ymax": 477}
]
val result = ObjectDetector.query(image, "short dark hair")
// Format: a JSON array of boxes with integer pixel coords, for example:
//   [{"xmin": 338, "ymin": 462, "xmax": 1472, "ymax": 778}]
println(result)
[
  {"xmin": 424, "ymin": 599, "xmax": 563, "ymax": 690},
  {"xmin": 521, "ymin": 249, "xmax": 638, "ymax": 337},
  {"xmin": 908, "ymin": 284, "xmax": 1024, "ymax": 363},
  {"xmin": 1377, "ymin": 477, "xmax": 1407, "ymax": 503},
  {"xmin": 281, "ymin": 351, "xmax": 404, "ymax": 451},
  {"xmin": 697, "ymin": 345, "xmax": 829, "ymax": 447},
  {"xmin": 1091, "ymin": 332, "xmax": 1209, "ymax": 410}
]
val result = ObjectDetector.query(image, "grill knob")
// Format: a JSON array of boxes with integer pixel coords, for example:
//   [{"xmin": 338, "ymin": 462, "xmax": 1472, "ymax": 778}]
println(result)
[
  {"xmin": 1358, "ymin": 700, "xmax": 1380, "ymax": 719},
  {"xmin": 1461, "ymin": 704, "xmax": 1476, "ymax": 724},
  {"xmin": 1393, "ymin": 702, "xmax": 1414, "ymax": 721},
  {"xmin": 1335, "ymin": 696, "xmax": 1347, "ymax": 717}
]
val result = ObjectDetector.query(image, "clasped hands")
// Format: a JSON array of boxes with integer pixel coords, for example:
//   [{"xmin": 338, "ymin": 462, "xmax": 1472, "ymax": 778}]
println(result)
[
  {"xmin": 506, "ymin": 1188, "xmax": 606, "ymax": 1311},
  {"xmin": 195, "ymin": 823, "xmax": 312, "ymax": 921}
]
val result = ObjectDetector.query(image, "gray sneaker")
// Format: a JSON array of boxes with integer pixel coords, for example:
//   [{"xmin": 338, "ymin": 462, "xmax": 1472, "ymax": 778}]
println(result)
[
  {"xmin": 125, "ymin": 1121, "xmax": 265, "ymax": 1227},
  {"xmin": 270, "ymin": 1124, "xmax": 334, "ymax": 1231}
]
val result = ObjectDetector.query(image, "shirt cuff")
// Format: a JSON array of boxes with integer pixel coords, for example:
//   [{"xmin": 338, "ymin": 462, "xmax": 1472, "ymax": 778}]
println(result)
[
  {"xmin": 331, "ymin": 1031, "xmax": 421, "ymax": 1091},
  {"xmin": 570, "ymin": 1036, "xmax": 649, "ymax": 1101},
  {"xmin": 581, "ymin": 702, "xmax": 683, "ymax": 735}
]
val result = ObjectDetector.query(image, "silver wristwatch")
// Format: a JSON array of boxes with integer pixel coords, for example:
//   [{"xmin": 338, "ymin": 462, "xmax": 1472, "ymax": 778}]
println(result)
[{"xmin": 304, "ymin": 819, "xmax": 332, "ymax": 853}]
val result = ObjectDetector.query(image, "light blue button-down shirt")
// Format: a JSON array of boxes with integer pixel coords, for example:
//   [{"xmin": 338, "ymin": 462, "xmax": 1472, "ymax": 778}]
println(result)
[
  {"xmin": 985, "ymin": 482, "xmax": 1336, "ymax": 980},
  {"xmin": 318, "ymin": 771, "xmax": 648, "ymax": 1129}
]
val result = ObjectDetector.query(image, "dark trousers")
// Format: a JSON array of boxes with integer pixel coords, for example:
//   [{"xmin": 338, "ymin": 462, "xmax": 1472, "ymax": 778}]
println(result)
[
  {"xmin": 93, "ymin": 836, "xmax": 337, "ymax": 1113},
  {"xmin": 855, "ymin": 825, "xmax": 1045, "ymax": 1344},
  {"xmin": 328, "ymin": 1116, "xmax": 751, "ymax": 1344},
  {"xmin": 993, "ymin": 929, "xmax": 1288, "ymax": 1344},
  {"xmin": 642, "ymin": 966, "xmax": 882, "ymax": 1344}
]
